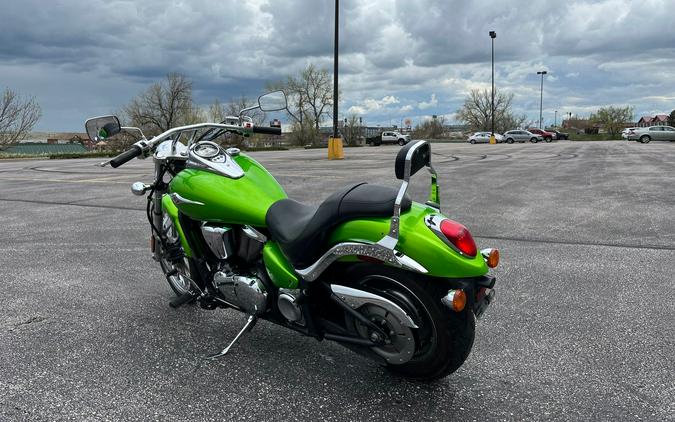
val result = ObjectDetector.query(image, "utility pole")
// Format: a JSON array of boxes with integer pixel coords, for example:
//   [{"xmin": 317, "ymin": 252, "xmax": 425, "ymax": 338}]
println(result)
[
  {"xmin": 554, "ymin": 110, "xmax": 557, "ymax": 127},
  {"xmin": 489, "ymin": 31, "xmax": 496, "ymax": 144},
  {"xmin": 537, "ymin": 70, "xmax": 547, "ymax": 129}
]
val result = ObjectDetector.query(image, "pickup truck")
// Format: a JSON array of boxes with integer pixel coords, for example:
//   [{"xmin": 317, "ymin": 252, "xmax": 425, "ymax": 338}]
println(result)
[{"xmin": 366, "ymin": 131, "xmax": 411, "ymax": 146}]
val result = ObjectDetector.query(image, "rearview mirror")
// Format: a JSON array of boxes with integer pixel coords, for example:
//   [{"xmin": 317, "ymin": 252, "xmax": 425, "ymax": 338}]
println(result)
[
  {"xmin": 395, "ymin": 140, "xmax": 431, "ymax": 181},
  {"xmin": 85, "ymin": 115, "xmax": 121, "ymax": 141},
  {"xmin": 258, "ymin": 91, "xmax": 287, "ymax": 112}
]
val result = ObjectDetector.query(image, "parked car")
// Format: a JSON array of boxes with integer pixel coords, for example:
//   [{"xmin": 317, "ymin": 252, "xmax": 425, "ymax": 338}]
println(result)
[
  {"xmin": 626, "ymin": 126, "xmax": 675, "ymax": 143},
  {"xmin": 622, "ymin": 127, "xmax": 637, "ymax": 140},
  {"xmin": 468, "ymin": 132, "xmax": 504, "ymax": 144},
  {"xmin": 527, "ymin": 128, "xmax": 555, "ymax": 142},
  {"xmin": 366, "ymin": 131, "xmax": 410, "ymax": 146},
  {"xmin": 503, "ymin": 130, "xmax": 543, "ymax": 143},
  {"xmin": 548, "ymin": 129, "xmax": 569, "ymax": 140}
]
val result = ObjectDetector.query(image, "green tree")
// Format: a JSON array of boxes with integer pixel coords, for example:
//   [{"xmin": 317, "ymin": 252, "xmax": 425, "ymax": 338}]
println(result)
[
  {"xmin": 668, "ymin": 109, "xmax": 675, "ymax": 127},
  {"xmin": 589, "ymin": 106, "xmax": 634, "ymax": 137}
]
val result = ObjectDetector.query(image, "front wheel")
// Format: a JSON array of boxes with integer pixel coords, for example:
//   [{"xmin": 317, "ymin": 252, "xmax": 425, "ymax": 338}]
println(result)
[
  {"xmin": 398, "ymin": 139, "xmax": 406, "ymax": 146},
  {"xmin": 530, "ymin": 137, "xmax": 538, "ymax": 143},
  {"xmin": 640, "ymin": 135, "xmax": 650, "ymax": 143},
  {"xmin": 507, "ymin": 138, "xmax": 514, "ymax": 144},
  {"xmin": 545, "ymin": 137, "xmax": 552, "ymax": 142},
  {"xmin": 345, "ymin": 265, "xmax": 475, "ymax": 381},
  {"xmin": 470, "ymin": 139, "xmax": 476, "ymax": 144}
]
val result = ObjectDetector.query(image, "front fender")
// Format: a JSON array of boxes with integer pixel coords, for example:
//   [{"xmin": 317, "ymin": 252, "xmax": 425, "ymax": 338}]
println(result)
[{"xmin": 327, "ymin": 202, "xmax": 488, "ymax": 278}]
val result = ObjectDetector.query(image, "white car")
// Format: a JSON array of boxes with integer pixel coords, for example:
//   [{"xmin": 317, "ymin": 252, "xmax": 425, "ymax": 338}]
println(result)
[
  {"xmin": 621, "ymin": 128, "xmax": 636, "ymax": 140},
  {"xmin": 468, "ymin": 132, "xmax": 504, "ymax": 144}
]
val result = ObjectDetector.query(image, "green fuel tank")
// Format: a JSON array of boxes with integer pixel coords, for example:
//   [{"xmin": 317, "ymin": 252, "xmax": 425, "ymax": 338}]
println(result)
[{"xmin": 168, "ymin": 154, "xmax": 287, "ymax": 227}]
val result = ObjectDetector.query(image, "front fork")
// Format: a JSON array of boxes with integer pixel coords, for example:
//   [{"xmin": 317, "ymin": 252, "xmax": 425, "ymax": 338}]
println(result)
[{"xmin": 151, "ymin": 159, "xmax": 166, "ymax": 262}]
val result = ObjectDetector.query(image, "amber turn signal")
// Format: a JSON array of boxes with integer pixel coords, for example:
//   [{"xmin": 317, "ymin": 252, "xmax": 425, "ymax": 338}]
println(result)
[
  {"xmin": 486, "ymin": 248, "xmax": 499, "ymax": 268},
  {"xmin": 441, "ymin": 289, "xmax": 467, "ymax": 312}
]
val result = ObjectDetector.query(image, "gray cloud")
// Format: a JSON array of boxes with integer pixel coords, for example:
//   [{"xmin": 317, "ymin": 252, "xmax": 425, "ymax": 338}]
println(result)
[{"xmin": 0, "ymin": 0, "xmax": 673, "ymax": 131}]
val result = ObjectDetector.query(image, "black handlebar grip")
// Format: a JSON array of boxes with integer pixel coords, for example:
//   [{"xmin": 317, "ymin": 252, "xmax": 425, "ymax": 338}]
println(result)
[
  {"xmin": 110, "ymin": 145, "xmax": 142, "ymax": 168},
  {"xmin": 252, "ymin": 126, "xmax": 282, "ymax": 136}
]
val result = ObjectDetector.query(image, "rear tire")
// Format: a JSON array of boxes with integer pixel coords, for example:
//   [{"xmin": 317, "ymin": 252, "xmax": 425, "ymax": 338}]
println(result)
[{"xmin": 344, "ymin": 265, "xmax": 475, "ymax": 381}]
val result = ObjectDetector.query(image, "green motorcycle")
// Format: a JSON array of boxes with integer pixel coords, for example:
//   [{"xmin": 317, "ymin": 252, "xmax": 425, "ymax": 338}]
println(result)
[{"xmin": 85, "ymin": 91, "xmax": 499, "ymax": 381}]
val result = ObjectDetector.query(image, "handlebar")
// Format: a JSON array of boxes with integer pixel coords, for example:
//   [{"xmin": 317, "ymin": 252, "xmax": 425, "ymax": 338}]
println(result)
[
  {"xmin": 252, "ymin": 126, "xmax": 281, "ymax": 136},
  {"xmin": 109, "ymin": 145, "xmax": 142, "ymax": 168}
]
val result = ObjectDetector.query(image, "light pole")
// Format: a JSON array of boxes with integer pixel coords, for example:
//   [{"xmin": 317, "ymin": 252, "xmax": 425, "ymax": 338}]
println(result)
[
  {"xmin": 489, "ymin": 31, "xmax": 496, "ymax": 144},
  {"xmin": 554, "ymin": 110, "xmax": 557, "ymax": 127},
  {"xmin": 328, "ymin": 0, "xmax": 343, "ymax": 159},
  {"xmin": 537, "ymin": 70, "xmax": 547, "ymax": 129}
]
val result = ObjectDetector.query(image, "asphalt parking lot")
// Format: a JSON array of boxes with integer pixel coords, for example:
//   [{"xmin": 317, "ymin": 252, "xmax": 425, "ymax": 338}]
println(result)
[{"xmin": 1, "ymin": 140, "xmax": 674, "ymax": 421}]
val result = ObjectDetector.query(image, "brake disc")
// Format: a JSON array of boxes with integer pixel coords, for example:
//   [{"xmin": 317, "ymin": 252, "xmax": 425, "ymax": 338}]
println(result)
[{"xmin": 353, "ymin": 304, "xmax": 416, "ymax": 365}]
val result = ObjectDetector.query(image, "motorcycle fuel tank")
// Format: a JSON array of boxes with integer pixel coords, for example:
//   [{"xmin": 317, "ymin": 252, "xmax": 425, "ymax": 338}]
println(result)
[{"xmin": 169, "ymin": 154, "xmax": 287, "ymax": 227}]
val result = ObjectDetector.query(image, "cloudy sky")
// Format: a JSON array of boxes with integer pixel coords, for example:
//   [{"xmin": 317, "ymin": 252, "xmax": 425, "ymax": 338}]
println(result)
[{"xmin": 1, "ymin": 0, "xmax": 674, "ymax": 132}]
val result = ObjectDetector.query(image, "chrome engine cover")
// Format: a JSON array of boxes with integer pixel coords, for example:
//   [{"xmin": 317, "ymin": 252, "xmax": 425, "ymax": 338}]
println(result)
[{"xmin": 213, "ymin": 271, "xmax": 268, "ymax": 315}]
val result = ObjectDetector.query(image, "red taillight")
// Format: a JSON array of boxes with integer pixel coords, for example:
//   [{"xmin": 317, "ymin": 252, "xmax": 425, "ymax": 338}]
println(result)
[{"xmin": 440, "ymin": 219, "xmax": 477, "ymax": 257}]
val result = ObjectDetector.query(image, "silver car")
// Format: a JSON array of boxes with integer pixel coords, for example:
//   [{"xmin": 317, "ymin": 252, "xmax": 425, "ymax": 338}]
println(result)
[
  {"xmin": 503, "ymin": 130, "xmax": 543, "ymax": 144},
  {"xmin": 468, "ymin": 132, "xmax": 504, "ymax": 144},
  {"xmin": 626, "ymin": 126, "xmax": 675, "ymax": 143}
]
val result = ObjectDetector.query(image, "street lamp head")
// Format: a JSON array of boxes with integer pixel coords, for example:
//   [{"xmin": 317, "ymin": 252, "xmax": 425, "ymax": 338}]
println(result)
[
  {"xmin": 537, "ymin": 70, "xmax": 548, "ymax": 75},
  {"xmin": 489, "ymin": 31, "xmax": 496, "ymax": 39}
]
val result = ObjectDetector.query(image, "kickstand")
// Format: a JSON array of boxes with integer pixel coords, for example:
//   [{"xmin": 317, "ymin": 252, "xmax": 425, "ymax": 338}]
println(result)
[{"xmin": 207, "ymin": 315, "xmax": 257, "ymax": 359}]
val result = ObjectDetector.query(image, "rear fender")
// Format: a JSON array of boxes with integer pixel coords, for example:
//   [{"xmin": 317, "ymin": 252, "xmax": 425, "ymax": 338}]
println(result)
[
  {"xmin": 327, "ymin": 202, "xmax": 488, "ymax": 279},
  {"xmin": 161, "ymin": 194, "xmax": 193, "ymax": 257}
]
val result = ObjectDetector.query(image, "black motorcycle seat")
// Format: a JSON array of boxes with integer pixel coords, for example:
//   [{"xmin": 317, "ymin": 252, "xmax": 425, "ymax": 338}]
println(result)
[{"xmin": 265, "ymin": 183, "xmax": 412, "ymax": 269}]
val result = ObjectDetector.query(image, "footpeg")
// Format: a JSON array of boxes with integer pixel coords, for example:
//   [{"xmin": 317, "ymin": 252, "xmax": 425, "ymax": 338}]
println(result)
[
  {"xmin": 207, "ymin": 315, "xmax": 257, "ymax": 359},
  {"xmin": 169, "ymin": 292, "xmax": 196, "ymax": 308}
]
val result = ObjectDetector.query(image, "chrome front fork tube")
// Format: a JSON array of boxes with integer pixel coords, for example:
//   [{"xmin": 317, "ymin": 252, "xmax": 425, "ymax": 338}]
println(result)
[{"xmin": 152, "ymin": 159, "xmax": 165, "ymax": 261}]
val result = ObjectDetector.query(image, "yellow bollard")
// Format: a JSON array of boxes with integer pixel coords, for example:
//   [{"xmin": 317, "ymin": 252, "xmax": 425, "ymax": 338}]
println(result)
[
  {"xmin": 489, "ymin": 134, "xmax": 496, "ymax": 144},
  {"xmin": 328, "ymin": 136, "xmax": 344, "ymax": 160}
]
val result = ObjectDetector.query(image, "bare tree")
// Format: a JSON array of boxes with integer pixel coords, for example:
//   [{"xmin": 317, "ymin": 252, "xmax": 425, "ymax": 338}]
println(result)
[
  {"xmin": 343, "ymin": 114, "xmax": 362, "ymax": 146},
  {"xmin": 456, "ymin": 89, "xmax": 527, "ymax": 133},
  {"xmin": 0, "ymin": 88, "xmax": 42, "ymax": 146},
  {"xmin": 268, "ymin": 64, "xmax": 333, "ymax": 146},
  {"xmin": 208, "ymin": 98, "xmax": 226, "ymax": 122},
  {"xmin": 224, "ymin": 96, "xmax": 265, "ymax": 125},
  {"xmin": 123, "ymin": 73, "xmax": 195, "ymax": 136},
  {"xmin": 413, "ymin": 116, "xmax": 447, "ymax": 139}
]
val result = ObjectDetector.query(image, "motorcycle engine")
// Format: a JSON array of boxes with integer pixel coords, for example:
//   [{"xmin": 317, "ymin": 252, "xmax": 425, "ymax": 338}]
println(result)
[{"xmin": 213, "ymin": 271, "xmax": 268, "ymax": 315}]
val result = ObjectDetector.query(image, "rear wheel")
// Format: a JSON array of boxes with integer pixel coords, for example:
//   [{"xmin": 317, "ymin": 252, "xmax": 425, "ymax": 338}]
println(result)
[
  {"xmin": 545, "ymin": 137, "xmax": 552, "ymax": 142},
  {"xmin": 344, "ymin": 265, "xmax": 475, "ymax": 381}
]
